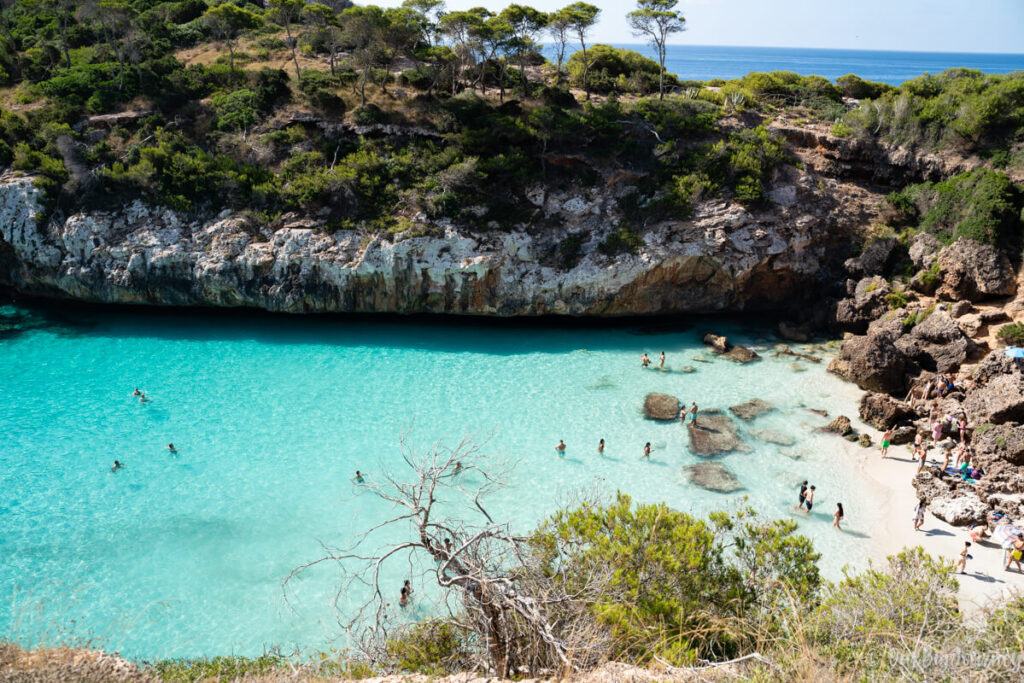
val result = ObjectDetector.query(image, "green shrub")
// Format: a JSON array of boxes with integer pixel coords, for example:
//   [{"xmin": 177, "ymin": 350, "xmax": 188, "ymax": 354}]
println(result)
[
  {"xmin": 835, "ymin": 73, "xmax": 893, "ymax": 100},
  {"xmin": 567, "ymin": 45, "xmax": 678, "ymax": 95},
  {"xmin": 886, "ymin": 290, "xmax": 908, "ymax": 309},
  {"xmin": 154, "ymin": 654, "xmax": 288, "ymax": 682},
  {"xmin": 598, "ymin": 225, "xmax": 644, "ymax": 255},
  {"xmin": 384, "ymin": 620, "xmax": 471, "ymax": 675},
  {"xmin": 353, "ymin": 103, "xmax": 386, "ymax": 126},
  {"xmin": 830, "ymin": 121, "xmax": 853, "ymax": 137},
  {"xmin": 997, "ymin": 322, "xmax": 1024, "ymax": 346},
  {"xmin": 211, "ymin": 89, "xmax": 260, "ymax": 132}
]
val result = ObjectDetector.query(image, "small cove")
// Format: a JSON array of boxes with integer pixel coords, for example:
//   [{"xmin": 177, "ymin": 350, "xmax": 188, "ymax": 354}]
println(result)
[{"xmin": 1, "ymin": 301, "xmax": 882, "ymax": 660}]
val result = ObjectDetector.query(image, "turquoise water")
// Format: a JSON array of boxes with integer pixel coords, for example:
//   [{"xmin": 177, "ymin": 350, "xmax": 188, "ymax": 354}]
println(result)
[{"xmin": 1, "ymin": 303, "xmax": 882, "ymax": 660}]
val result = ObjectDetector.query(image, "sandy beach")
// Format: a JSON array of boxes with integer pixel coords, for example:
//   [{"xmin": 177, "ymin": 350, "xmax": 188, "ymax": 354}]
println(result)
[{"xmin": 843, "ymin": 421, "xmax": 1024, "ymax": 615}]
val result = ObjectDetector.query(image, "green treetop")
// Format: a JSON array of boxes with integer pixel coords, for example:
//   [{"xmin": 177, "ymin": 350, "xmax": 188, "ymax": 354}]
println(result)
[{"xmin": 627, "ymin": 0, "xmax": 685, "ymax": 100}]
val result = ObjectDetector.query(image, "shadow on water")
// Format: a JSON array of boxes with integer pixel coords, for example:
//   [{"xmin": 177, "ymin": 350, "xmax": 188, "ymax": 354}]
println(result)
[{"xmin": 2, "ymin": 293, "xmax": 797, "ymax": 356}]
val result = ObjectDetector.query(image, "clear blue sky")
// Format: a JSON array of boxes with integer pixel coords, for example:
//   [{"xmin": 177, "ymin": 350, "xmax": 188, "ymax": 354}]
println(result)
[{"xmin": 374, "ymin": 0, "xmax": 1024, "ymax": 54}]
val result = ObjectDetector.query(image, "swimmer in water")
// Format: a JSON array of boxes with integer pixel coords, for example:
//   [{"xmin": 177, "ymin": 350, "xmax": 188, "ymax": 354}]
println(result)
[
  {"xmin": 139, "ymin": 393, "xmax": 149, "ymax": 403},
  {"xmin": 555, "ymin": 440, "xmax": 566, "ymax": 455},
  {"xmin": 352, "ymin": 470, "xmax": 365, "ymax": 484},
  {"xmin": 132, "ymin": 388, "xmax": 141, "ymax": 397},
  {"xmin": 597, "ymin": 438, "xmax": 605, "ymax": 454},
  {"xmin": 643, "ymin": 442, "xmax": 651, "ymax": 458},
  {"xmin": 111, "ymin": 460, "xmax": 124, "ymax": 473},
  {"xmin": 166, "ymin": 443, "xmax": 176, "ymax": 453},
  {"xmin": 454, "ymin": 461, "xmax": 463, "ymax": 474},
  {"xmin": 399, "ymin": 579, "xmax": 413, "ymax": 607}
]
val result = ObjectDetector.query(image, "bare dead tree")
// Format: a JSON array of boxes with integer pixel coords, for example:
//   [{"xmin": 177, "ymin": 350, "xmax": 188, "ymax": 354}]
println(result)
[{"xmin": 284, "ymin": 435, "xmax": 612, "ymax": 678}]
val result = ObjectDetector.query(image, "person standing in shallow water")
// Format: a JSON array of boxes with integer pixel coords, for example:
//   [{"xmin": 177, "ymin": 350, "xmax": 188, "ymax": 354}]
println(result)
[
  {"xmin": 803, "ymin": 486, "xmax": 815, "ymax": 513},
  {"xmin": 641, "ymin": 353, "xmax": 651, "ymax": 367},
  {"xmin": 833, "ymin": 503, "xmax": 844, "ymax": 530},
  {"xmin": 798, "ymin": 481, "xmax": 808, "ymax": 510},
  {"xmin": 659, "ymin": 351, "xmax": 665, "ymax": 369},
  {"xmin": 597, "ymin": 438, "xmax": 604, "ymax": 454},
  {"xmin": 555, "ymin": 440, "xmax": 566, "ymax": 455},
  {"xmin": 689, "ymin": 402, "xmax": 698, "ymax": 422},
  {"xmin": 642, "ymin": 442, "xmax": 651, "ymax": 458}
]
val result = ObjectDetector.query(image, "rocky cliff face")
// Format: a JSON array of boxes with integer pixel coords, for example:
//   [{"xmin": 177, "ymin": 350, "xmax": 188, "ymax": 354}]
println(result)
[{"xmin": 0, "ymin": 171, "xmax": 879, "ymax": 316}]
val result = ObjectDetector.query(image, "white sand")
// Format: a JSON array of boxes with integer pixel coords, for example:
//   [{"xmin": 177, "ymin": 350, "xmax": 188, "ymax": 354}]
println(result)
[{"xmin": 840, "ymin": 427, "xmax": 1024, "ymax": 615}]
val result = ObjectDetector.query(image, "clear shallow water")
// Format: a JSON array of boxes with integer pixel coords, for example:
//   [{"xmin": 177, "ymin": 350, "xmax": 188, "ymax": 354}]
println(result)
[
  {"xmin": 543, "ymin": 44, "xmax": 1024, "ymax": 85},
  {"xmin": 1, "ymin": 303, "xmax": 883, "ymax": 660}
]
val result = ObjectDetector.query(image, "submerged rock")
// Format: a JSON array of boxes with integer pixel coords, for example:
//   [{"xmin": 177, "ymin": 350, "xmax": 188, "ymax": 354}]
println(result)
[
  {"xmin": 679, "ymin": 365, "xmax": 697, "ymax": 373},
  {"xmin": 702, "ymin": 334, "xmax": 761, "ymax": 363},
  {"xmin": 687, "ymin": 410, "xmax": 748, "ymax": 456},
  {"xmin": 751, "ymin": 429, "xmax": 796, "ymax": 446},
  {"xmin": 685, "ymin": 462, "xmax": 743, "ymax": 493},
  {"xmin": 729, "ymin": 398, "xmax": 776, "ymax": 421},
  {"xmin": 643, "ymin": 392, "xmax": 680, "ymax": 421}
]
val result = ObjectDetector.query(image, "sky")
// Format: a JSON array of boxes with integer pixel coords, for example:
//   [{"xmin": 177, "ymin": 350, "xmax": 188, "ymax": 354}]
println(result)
[{"xmin": 373, "ymin": 0, "xmax": 1024, "ymax": 54}]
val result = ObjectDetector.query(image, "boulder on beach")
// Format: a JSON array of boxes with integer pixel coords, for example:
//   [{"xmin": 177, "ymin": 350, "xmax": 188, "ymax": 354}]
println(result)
[
  {"xmin": 729, "ymin": 398, "xmax": 776, "ymax": 421},
  {"xmin": 685, "ymin": 462, "xmax": 743, "ymax": 493},
  {"xmin": 751, "ymin": 429, "xmax": 796, "ymax": 447},
  {"xmin": 827, "ymin": 314, "xmax": 908, "ymax": 394},
  {"xmin": 822, "ymin": 415, "xmax": 853, "ymax": 436},
  {"xmin": 928, "ymin": 493, "xmax": 990, "ymax": 526},
  {"xmin": 935, "ymin": 238, "xmax": 1017, "ymax": 302},
  {"xmin": 858, "ymin": 392, "xmax": 917, "ymax": 430},
  {"xmin": 702, "ymin": 334, "xmax": 760, "ymax": 364},
  {"xmin": 687, "ymin": 410, "xmax": 749, "ymax": 456},
  {"xmin": 963, "ymin": 374, "xmax": 1024, "ymax": 424},
  {"xmin": 643, "ymin": 392, "xmax": 680, "ymax": 421}
]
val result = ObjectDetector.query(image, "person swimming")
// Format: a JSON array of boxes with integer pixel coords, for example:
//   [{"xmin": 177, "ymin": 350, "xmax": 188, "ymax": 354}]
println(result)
[
  {"xmin": 597, "ymin": 438, "xmax": 604, "ymax": 454},
  {"xmin": 111, "ymin": 460, "xmax": 124, "ymax": 473},
  {"xmin": 352, "ymin": 470, "xmax": 365, "ymax": 484},
  {"xmin": 166, "ymin": 443, "xmax": 176, "ymax": 453},
  {"xmin": 555, "ymin": 440, "xmax": 566, "ymax": 455},
  {"xmin": 139, "ymin": 393, "xmax": 149, "ymax": 403},
  {"xmin": 454, "ymin": 461, "xmax": 463, "ymax": 474},
  {"xmin": 132, "ymin": 388, "xmax": 141, "ymax": 397}
]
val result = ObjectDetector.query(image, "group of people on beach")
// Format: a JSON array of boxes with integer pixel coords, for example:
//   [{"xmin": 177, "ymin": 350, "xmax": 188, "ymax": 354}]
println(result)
[{"xmin": 890, "ymin": 376, "xmax": 1024, "ymax": 576}]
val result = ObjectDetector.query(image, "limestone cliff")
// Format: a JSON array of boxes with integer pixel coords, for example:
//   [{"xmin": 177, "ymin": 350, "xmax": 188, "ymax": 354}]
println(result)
[{"xmin": 0, "ymin": 170, "xmax": 880, "ymax": 316}]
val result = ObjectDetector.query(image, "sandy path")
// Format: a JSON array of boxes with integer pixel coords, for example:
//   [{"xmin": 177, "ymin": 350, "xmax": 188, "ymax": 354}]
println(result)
[{"xmin": 839, "ymin": 424, "xmax": 1024, "ymax": 614}]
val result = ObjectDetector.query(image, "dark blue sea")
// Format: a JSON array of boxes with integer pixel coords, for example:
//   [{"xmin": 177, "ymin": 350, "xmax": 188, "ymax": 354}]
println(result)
[{"xmin": 545, "ymin": 44, "xmax": 1024, "ymax": 86}]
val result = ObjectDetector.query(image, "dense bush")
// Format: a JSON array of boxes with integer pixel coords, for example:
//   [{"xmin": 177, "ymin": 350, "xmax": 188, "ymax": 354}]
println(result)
[
  {"xmin": 997, "ymin": 322, "xmax": 1024, "ymax": 346},
  {"xmin": 887, "ymin": 168, "xmax": 1023, "ymax": 245},
  {"xmin": 842, "ymin": 69, "xmax": 1024, "ymax": 151},
  {"xmin": 567, "ymin": 45, "xmax": 679, "ymax": 95},
  {"xmin": 835, "ymin": 73, "xmax": 893, "ymax": 100}
]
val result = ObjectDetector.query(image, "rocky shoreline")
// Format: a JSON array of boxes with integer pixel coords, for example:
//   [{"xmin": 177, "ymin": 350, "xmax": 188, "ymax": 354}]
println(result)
[{"xmin": 824, "ymin": 233, "xmax": 1024, "ymax": 525}]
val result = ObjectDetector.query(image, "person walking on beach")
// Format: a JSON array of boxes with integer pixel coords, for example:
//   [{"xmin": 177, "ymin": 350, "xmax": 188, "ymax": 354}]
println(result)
[
  {"xmin": 803, "ymin": 486, "xmax": 815, "ymax": 513},
  {"xmin": 597, "ymin": 438, "xmax": 604, "ymax": 454},
  {"xmin": 956, "ymin": 542, "xmax": 972, "ymax": 574},
  {"xmin": 642, "ymin": 442, "xmax": 651, "ymax": 458},
  {"xmin": 689, "ymin": 402, "xmax": 698, "ymax": 422},
  {"xmin": 958, "ymin": 417, "xmax": 968, "ymax": 443},
  {"xmin": 555, "ymin": 440, "xmax": 566, "ymax": 455},
  {"xmin": 914, "ymin": 498, "xmax": 926, "ymax": 531},
  {"xmin": 916, "ymin": 445, "xmax": 928, "ymax": 474},
  {"xmin": 1006, "ymin": 538, "xmax": 1024, "ymax": 572},
  {"xmin": 880, "ymin": 428, "xmax": 893, "ymax": 459},
  {"xmin": 659, "ymin": 351, "xmax": 665, "ymax": 369},
  {"xmin": 641, "ymin": 353, "xmax": 651, "ymax": 367},
  {"xmin": 833, "ymin": 503, "xmax": 844, "ymax": 530}
]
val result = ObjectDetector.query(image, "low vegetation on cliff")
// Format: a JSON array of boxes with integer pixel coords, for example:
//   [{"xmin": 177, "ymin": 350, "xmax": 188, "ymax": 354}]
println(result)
[{"xmin": 0, "ymin": 0, "xmax": 1021, "ymax": 244}]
